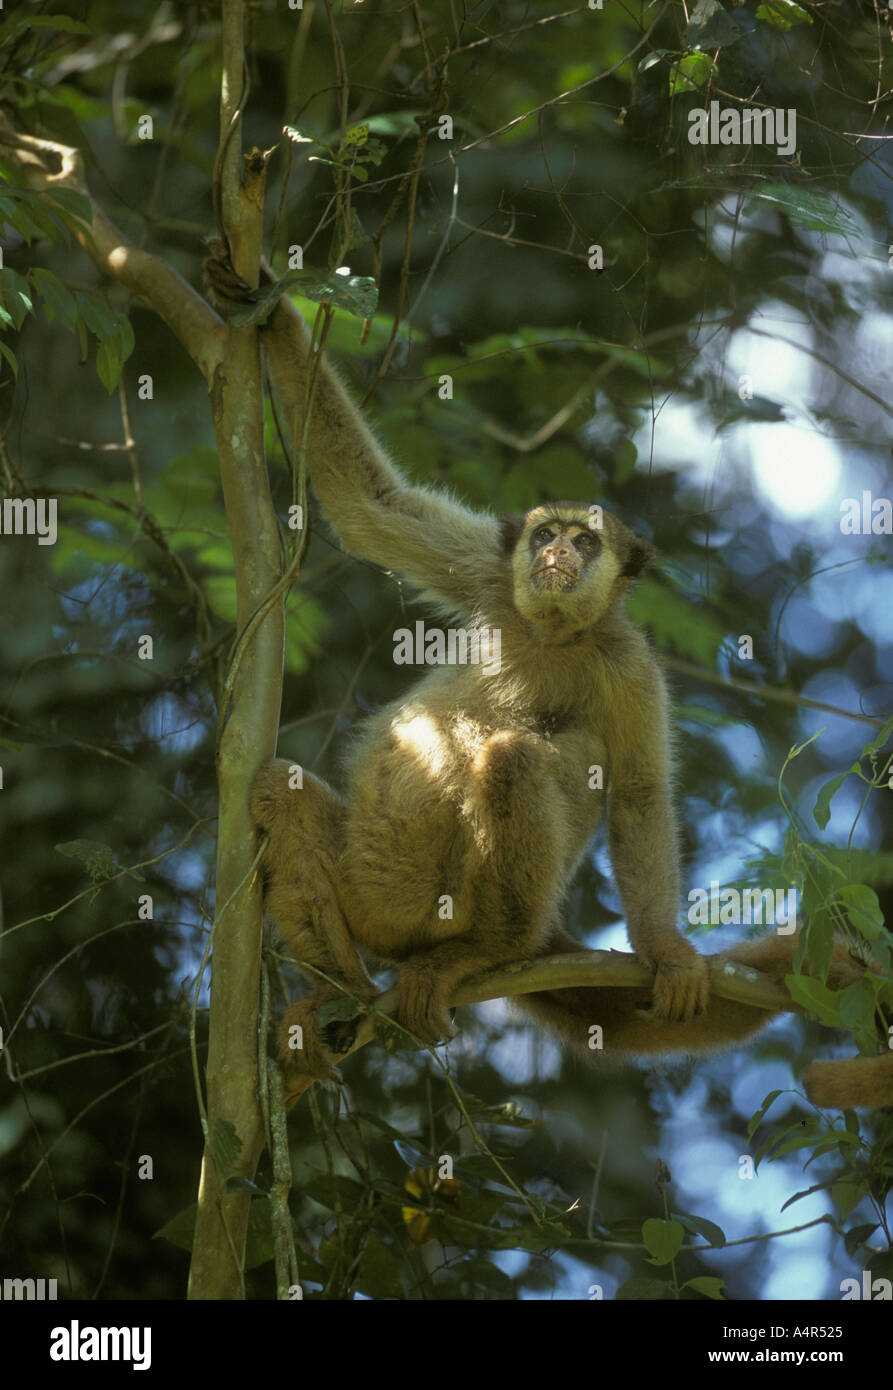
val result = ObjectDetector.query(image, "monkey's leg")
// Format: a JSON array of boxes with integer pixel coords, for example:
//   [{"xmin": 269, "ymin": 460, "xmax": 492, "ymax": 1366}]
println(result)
[
  {"xmin": 398, "ymin": 731, "xmax": 564, "ymax": 1046},
  {"xmin": 804, "ymin": 1052, "xmax": 893, "ymax": 1109},
  {"xmin": 250, "ymin": 759, "xmax": 377, "ymax": 1083},
  {"xmin": 517, "ymin": 927, "xmax": 870, "ymax": 1059}
]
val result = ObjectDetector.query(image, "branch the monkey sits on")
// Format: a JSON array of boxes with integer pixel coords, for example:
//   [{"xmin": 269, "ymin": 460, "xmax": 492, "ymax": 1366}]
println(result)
[{"xmin": 222, "ymin": 270, "xmax": 890, "ymax": 1105}]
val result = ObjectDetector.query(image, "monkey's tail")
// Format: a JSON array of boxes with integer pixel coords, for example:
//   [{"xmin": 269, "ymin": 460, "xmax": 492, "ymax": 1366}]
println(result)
[
  {"xmin": 516, "ymin": 931, "xmax": 871, "ymax": 1062},
  {"xmin": 803, "ymin": 1053, "xmax": 893, "ymax": 1109}
]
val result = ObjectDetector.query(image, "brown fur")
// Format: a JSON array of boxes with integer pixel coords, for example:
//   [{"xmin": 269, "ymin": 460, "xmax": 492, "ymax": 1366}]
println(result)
[
  {"xmin": 250, "ymin": 297, "xmax": 887, "ymax": 1103},
  {"xmin": 803, "ymin": 1053, "xmax": 893, "ymax": 1110}
]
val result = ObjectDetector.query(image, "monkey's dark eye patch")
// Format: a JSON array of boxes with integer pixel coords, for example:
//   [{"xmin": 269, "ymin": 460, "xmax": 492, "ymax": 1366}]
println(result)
[
  {"xmin": 573, "ymin": 532, "xmax": 599, "ymax": 551},
  {"xmin": 533, "ymin": 526, "xmax": 554, "ymax": 545}
]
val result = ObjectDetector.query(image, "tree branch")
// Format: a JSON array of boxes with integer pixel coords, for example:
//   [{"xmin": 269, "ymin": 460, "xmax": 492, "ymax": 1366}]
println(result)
[
  {"xmin": 283, "ymin": 947, "xmax": 802, "ymax": 1105},
  {"xmin": 0, "ymin": 115, "xmax": 222, "ymax": 379}
]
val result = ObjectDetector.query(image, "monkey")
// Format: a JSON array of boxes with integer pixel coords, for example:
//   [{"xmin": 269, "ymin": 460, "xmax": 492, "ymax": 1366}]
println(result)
[
  {"xmin": 220, "ymin": 276, "xmax": 890, "ymax": 1102},
  {"xmin": 250, "ymin": 745, "xmax": 884, "ymax": 1091},
  {"xmin": 803, "ymin": 1053, "xmax": 893, "ymax": 1110},
  {"xmin": 202, "ymin": 236, "xmax": 255, "ymax": 308},
  {"xmin": 248, "ymin": 320, "xmax": 712, "ymax": 1072}
]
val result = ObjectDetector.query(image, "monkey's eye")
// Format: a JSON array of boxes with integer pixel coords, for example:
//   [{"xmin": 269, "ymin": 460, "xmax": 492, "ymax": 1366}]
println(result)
[
  {"xmin": 534, "ymin": 527, "xmax": 554, "ymax": 546},
  {"xmin": 573, "ymin": 532, "xmax": 598, "ymax": 551}
]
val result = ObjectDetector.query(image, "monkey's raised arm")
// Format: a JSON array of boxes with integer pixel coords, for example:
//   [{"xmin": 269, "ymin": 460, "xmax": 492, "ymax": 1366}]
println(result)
[{"xmin": 264, "ymin": 297, "xmax": 500, "ymax": 609}]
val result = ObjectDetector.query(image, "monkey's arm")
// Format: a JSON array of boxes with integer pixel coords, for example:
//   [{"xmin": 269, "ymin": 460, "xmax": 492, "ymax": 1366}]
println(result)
[
  {"xmin": 264, "ymin": 296, "xmax": 500, "ymax": 609},
  {"xmin": 605, "ymin": 661, "xmax": 710, "ymax": 1021}
]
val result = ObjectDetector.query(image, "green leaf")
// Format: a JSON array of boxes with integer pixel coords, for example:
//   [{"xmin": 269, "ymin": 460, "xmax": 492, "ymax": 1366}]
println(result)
[
  {"xmin": 674, "ymin": 1211, "xmax": 726, "ymax": 1248},
  {"xmin": 298, "ymin": 269, "xmax": 378, "ymax": 319},
  {"xmin": 844, "ymin": 1223, "xmax": 879, "ymax": 1256},
  {"xmin": 642, "ymin": 1217, "xmax": 684, "ymax": 1264},
  {"xmin": 0, "ymin": 267, "xmax": 34, "ymax": 331},
  {"xmin": 92, "ymin": 311, "xmax": 134, "ymax": 391},
  {"xmin": 684, "ymin": 0, "xmax": 747, "ymax": 49},
  {"xmin": 638, "ymin": 49, "xmax": 675, "ymax": 74},
  {"xmin": 43, "ymin": 185, "xmax": 93, "ymax": 226},
  {"xmin": 746, "ymin": 185, "xmax": 856, "ymax": 236},
  {"xmin": 756, "ymin": 1, "xmax": 812, "ymax": 29},
  {"xmin": 366, "ymin": 111, "xmax": 425, "ymax": 136},
  {"xmin": 154, "ymin": 1204, "xmax": 196, "ymax": 1252},
  {"xmin": 347, "ymin": 210, "xmax": 370, "ymax": 252},
  {"xmin": 229, "ymin": 268, "xmax": 379, "ymax": 326},
  {"xmin": 56, "ymin": 838, "xmax": 117, "ymax": 877},
  {"xmin": 0, "ymin": 337, "xmax": 18, "ymax": 377},
  {"xmin": 838, "ymin": 979, "xmax": 880, "ymax": 1050},
  {"xmin": 616, "ymin": 1276, "xmax": 674, "ymax": 1300},
  {"xmin": 18, "ymin": 194, "xmax": 69, "ymax": 246},
  {"xmin": 813, "ymin": 764, "xmax": 859, "ymax": 829},
  {"xmin": 55, "ymin": 838, "xmax": 143, "ymax": 882},
  {"xmin": 746, "ymin": 1089, "xmax": 784, "ymax": 1142},
  {"xmin": 96, "ymin": 335, "xmax": 123, "ymax": 393},
  {"xmin": 669, "ymin": 52, "xmax": 716, "ymax": 96},
  {"xmin": 683, "ymin": 1276, "xmax": 726, "ymax": 1299},
  {"xmin": 861, "ymin": 713, "xmax": 893, "ymax": 760},
  {"xmin": 74, "ymin": 289, "xmax": 116, "ymax": 338},
  {"xmin": 803, "ymin": 911, "xmax": 834, "ymax": 980},
  {"xmin": 785, "ymin": 975, "xmax": 842, "ymax": 1027},
  {"xmin": 355, "ymin": 1233, "xmax": 404, "ymax": 1300},
  {"xmin": 628, "ymin": 580, "xmax": 726, "ymax": 664},
  {"xmin": 304, "ymin": 1174, "xmax": 366, "ymax": 1213},
  {"xmin": 831, "ymin": 1180, "xmax": 867, "ymax": 1221},
  {"xmin": 30, "ymin": 267, "xmax": 79, "ymax": 332},
  {"xmin": 837, "ymin": 884, "xmax": 885, "ymax": 940},
  {"xmin": 342, "ymin": 122, "xmax": 370, "ymax": 148}
]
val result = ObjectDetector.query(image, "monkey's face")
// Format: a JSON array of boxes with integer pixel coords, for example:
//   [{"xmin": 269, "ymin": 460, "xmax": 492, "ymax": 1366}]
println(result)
[
  {"xmin": 508, "ymin": 504, "xmax": 652, "ymax": 636},
  {"xmin": 528, "ymin": 520, "xmax": 599, "ymax": 592}
]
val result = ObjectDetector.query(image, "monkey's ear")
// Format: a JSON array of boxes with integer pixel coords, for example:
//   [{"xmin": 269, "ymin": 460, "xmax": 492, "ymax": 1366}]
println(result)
[
  {"xmin": 622, "ymin": 536, "xmax": 655, "ymax": 579},
  {"xmin": 500, "ymin": 514, "xmax": 525, "ymax": 558}
]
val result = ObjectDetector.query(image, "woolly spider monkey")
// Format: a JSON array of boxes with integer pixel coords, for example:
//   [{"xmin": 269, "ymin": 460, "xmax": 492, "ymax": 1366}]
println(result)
[{"xmin": 201, "ymin": 245, "xmax": 890, "ymax": 1106}]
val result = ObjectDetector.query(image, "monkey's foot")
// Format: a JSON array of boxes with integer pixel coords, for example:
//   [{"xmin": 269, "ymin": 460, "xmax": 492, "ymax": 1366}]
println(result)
[
  {"xmin": 248, "ymin": 757, "xmax": 297, "ymax": 833},
  {"xmin": 279, "ymin": 998, "xmax": 347, "ymax": 1088},
  {"xmin": 649, "ymin": 952, "xmax": 711, "ymax": 1022},
  {"xmin": 395, "ymin": 973, "xmax": 456, "ymax": 1050}
]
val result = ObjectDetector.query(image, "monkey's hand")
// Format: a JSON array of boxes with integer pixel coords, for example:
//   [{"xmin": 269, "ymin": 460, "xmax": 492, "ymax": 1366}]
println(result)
[
  {"xmin": 202, "ymin": 236, "xmax": 256, "ymax": 308},
  {"xmin": 644, "ymin": 938, "xmax": 711, "ymax": 1022}
]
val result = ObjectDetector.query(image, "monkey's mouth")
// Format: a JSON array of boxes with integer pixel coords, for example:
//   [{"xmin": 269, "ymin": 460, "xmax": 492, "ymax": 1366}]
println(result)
[{"xmin": 532, "ymin": 565, "xmax": 578, "ymax": 589}]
